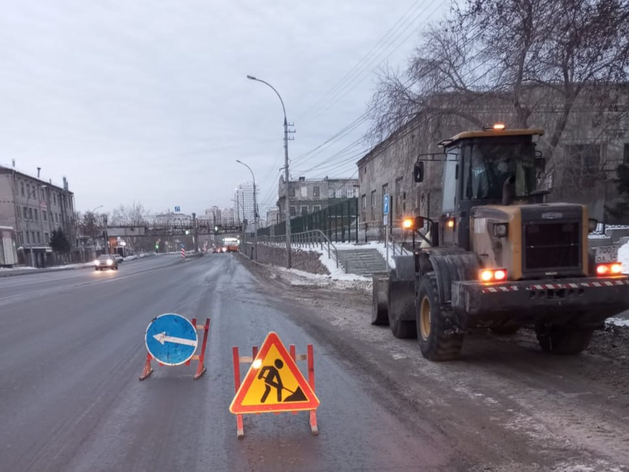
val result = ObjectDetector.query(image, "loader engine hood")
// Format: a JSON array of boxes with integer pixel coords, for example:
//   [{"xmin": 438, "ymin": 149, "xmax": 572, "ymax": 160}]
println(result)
[{"xmin": 470, "ymin": 203, "xmax": 588, "ymax": 280}]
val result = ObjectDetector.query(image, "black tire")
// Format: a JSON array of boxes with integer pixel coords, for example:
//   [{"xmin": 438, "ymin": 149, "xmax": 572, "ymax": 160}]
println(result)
[
  {"xmin": 94, "ymin": 267, "xmax": 99, "ymax": 271},
  {"xmin": 416, "ymin": 273, "xmax": 464, "ymax": 361},
  {"xmin": 371, "ymin": 287, "xmax": 388, "ymax": 326},
  {"xmin": 535, "ymin": 324, "xmax": 593, "ymax": 355},
  {"xmin": 490, "ymin": 325, "xmax": 520, "ymax": 335}
]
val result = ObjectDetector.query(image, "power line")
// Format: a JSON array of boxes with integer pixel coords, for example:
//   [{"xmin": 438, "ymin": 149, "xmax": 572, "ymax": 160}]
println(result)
[
  {"xmin": 300, "ymin": 0, "xmax": 447, "ymax": 126},
  {"xmin": 297, "ymin": 0, "xmax": 436, "ymax": 124}
]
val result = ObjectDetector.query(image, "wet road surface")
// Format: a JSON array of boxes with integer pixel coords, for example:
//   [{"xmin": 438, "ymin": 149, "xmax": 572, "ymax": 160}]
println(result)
[{"xmin": 0, "ymin": 254, "xmax": 464, "ymax": 472}]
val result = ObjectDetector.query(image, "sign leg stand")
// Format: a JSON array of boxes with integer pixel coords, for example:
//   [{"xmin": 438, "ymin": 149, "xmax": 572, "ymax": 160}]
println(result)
[
  {"xmin": 307, "ymin": 344, "xmax": 319, "ymax": 435},
  {"xmin": 232, "ymin": 346, "xmax": 245, "ymax": 439},
  {"xmin": 139, "ymin": 353, "xmax": 154, "ymax": 381},
  {"xmin": 194, "ymin": 318, "xmax": 210, "ymax": 380}
]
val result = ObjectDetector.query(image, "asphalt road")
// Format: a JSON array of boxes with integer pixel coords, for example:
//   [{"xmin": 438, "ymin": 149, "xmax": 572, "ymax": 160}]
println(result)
[{"xmin": 0, "ymin": 254, "xmax": 463, "ymax": 472}]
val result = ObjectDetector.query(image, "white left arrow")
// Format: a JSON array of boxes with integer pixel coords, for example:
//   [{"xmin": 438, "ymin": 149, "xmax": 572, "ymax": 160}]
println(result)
[{"xmin": 153, "ymin": 332, "xmax": 197, "ymax": 347}]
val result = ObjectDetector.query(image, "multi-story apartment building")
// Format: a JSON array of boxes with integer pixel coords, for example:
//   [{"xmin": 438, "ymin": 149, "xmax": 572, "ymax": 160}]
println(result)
[
  {"xmin": 0, "ymin": 165, "xmax": 76, "ymax": 267},
  {"xmin": 235, "ymin": 181, "xmax": 257, "ymax": 225},
  {"xmin": 277, "ymin": 176, "xmax": 359, "ymax": 221}
]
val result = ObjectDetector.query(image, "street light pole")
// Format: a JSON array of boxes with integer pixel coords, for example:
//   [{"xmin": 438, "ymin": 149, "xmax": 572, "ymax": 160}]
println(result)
[
  {"xmin": 247, "ymin": 75, "xmax": 292, "ymax": 269},
  {"xmin": 236, "ymin": 160, "xmax": 258, "ymax": 261}
]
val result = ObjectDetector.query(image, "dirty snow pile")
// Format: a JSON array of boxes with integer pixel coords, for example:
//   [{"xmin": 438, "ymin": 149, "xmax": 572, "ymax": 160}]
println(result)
[
  {"xmin": 619, "ymin": 240, "xmax": 629, "ymax": 274},
  {"xmin": 266, "ymin": 263, "xmax": 372, "ymax": 294}
]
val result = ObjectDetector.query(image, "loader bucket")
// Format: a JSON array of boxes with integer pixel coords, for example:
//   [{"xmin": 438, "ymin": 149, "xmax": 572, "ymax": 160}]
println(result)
[{"xmin": 388, "ymin": 256, "xmax": 417, "ymax": 324}]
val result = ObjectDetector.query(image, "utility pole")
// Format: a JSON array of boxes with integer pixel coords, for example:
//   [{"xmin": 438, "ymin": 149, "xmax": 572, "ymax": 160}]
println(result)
[
  {"xmin": 192, "ymin": 212, "xmax": 198, "ymax": 252},
  {"xmin": 247, "ymin": 75, "xmax": 293, "ymax": 268},
  {"xmin": 283, "ymin": 116, "xmax": 292, "ymax": 268}
]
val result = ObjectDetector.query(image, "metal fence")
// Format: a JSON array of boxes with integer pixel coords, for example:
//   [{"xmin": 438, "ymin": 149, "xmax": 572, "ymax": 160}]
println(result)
[
  {"xmin": 259, "ymin": 229, "xmax": 340, "ymax": 268},
  {"xmin": 257, "ymin": 198, "xmax": 359, "ymax": 244}
]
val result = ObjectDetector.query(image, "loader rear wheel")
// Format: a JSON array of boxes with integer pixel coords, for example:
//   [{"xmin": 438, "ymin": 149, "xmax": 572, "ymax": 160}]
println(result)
[
  {"xmin": 388, "ymin": 308, "xmax": 416, "ymax": 338},
  {"xmin": 535, "ymin": 324, "xmax": 593, "ymax": 355},
  {"xmin": 416, "ymin": 273, "xmax": 463, "ymax": 361}
]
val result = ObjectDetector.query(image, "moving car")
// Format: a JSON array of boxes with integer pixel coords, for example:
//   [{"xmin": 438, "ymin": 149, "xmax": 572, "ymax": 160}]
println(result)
[{"xmin": 94, "ymin": 254, "xmax": 119, "ymax": 271}]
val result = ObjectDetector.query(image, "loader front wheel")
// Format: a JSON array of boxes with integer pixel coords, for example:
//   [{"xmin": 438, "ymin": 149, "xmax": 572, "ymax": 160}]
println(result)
[
  {"xmin": 535, "ymin": 324, "xmax": 593, "ymax": 355},
  {"xmin": 416, "ymin": 273, "xmax": 463, "ymax": 361}
]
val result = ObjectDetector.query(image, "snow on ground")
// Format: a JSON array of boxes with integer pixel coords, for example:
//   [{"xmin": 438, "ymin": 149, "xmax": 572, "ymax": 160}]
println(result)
[
  {"xmin": 618, "ymin": 240, "xmax": 629, "ymax": 273},
  {"xmin": 266, "ymin": 265, "xmax": 372, "ymax": 294},
  {"xmin": 291, "ymin": 239, "xmax": 407, "ymax": 270},
  {"xmin": 607, "ymin": 318, "xmax": 629, "ymax": 328}
]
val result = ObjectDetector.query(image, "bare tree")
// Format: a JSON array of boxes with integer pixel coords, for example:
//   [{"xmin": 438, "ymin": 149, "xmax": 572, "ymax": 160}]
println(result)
[
  {"xmin": 368, "ymin": 0, "xmax": 629, "ymax": 171},
  {"xmin": 110, "ymin": 202, "xmax": 149, "ymax": 226}
]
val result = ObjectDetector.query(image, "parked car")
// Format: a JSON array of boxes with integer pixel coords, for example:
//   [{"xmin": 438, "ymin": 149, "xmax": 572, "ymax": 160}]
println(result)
[
  {"xmin": 94, "ymin": 254, "xmax": 119, "ymax": 271},
  {"xmin": 113, "ymin": 254, "xmax": 124, "ymax": 263}
]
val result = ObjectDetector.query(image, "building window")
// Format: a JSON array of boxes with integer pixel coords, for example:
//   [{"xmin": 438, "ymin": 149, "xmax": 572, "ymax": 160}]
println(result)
[
  {"xmin": 301, "ymin": 206, "xmax": 308, "ymax": 215},
  {"xmin": 26, "ymin": 232, "xmax": 30, "ymax": 243},
  {"xmin": 313, "ymin": 205, "xmax": 321, "ymax": 212},
  {"xmin": 300, "ymin": 187, "xmax": 307, "ymax": 198},
  {"xmin": 16, "ymin": 206, "xmax": 21, "ymax": 220},
  {"xmin": 624, "ymin": 143, "xmax": 629, "ymax": 164},
  {"xmin": 55, "ymin": 213, "xmax": 58, "ymax": 223},
  {"xmin": 313, "ymin": 186, "xmax": 320, "ymax": 198},
  {"xmin": 44, "ymin": 232, "xmax": 49, "ymax": 243},
  {"xmin": 53, "ymin": 193, "xmax": 57, "ymax": 205},
  {"xmin": 346, "ymin": 188, "xmax": 354, "ymax": 198},
  {"xmin": 34, "ymin": 209, "xmax": 38, "ymax": 221},
  {"xmin": 371, "ymin": 190, "xmax": 377, "ymax": 207},
  {"xmin": 289, "ymin": 206, "xmax": 296, "ymax": 216},
  {"xmin": 362, "ymin": 194, "xmax": 366, "ymax": 209},
  {"xmin": 395, "ymin": 177, "xmax": 403, "ymax": 217},
  {"xmin": 289, "ymin": 187, "xmax": 295, "ymax": 197},
  {"xmin": 565, "ymin": 144, "xmax": 601, "ymax": 187},
  {"xmin": 29, "ymin": 208, "xmax": 33, "ymax": 220},
  {"xmin": 328, "ymin": 188, "xmax": 335, "ymax": 198},
  {"xmin": 43, "ymin": 210, "xmax": 47, "ymax": 222},
  {"xmin": 36, "ymin": 232, "xmax": 41, "ymax": 244},
  {"xmin": 21, "ymin": 182, "xmax": 25, "ymax": 197}
]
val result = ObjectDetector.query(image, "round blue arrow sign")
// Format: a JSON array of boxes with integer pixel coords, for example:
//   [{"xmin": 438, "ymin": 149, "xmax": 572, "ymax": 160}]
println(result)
[{"xmin": 145, "ymin": 313, "xmax": 198, "ymax": 366}]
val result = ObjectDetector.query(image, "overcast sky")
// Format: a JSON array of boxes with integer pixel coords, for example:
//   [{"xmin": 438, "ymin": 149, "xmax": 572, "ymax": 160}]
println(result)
[{"xmin": 0, "ymin": 0, "xmax": 450, "ymax": 216}]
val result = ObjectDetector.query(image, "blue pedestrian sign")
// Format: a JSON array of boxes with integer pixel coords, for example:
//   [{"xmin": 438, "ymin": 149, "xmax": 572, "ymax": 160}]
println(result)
[
  {"xmin": 174, "ymin": 206, "xmax": 181, "ymax": 212},
  {"xmin": 145, "ymin": 314, "xmax": 198, "ymax": 366},
  {"xmin": 383, "ymin": 194, "xmax": 390, "ymax": 215}
]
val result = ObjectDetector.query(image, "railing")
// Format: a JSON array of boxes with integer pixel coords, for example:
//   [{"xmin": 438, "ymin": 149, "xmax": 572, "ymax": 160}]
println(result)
[{"xmin": 258, "ymin": 229, "xmax": 339, "ymax": 268}]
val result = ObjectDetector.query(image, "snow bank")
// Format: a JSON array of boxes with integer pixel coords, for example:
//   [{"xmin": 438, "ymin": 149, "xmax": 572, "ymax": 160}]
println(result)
[
  {"xmin": 269, "ymin": 265, "xmax": 372, "ymax": 293},
  {"xmin": 607, "ymin": 318, "xmax": 629, "ymax": 328},
  {"xmin": 618, "ymin": 240, "xmax": 629, "ymax": 274}
]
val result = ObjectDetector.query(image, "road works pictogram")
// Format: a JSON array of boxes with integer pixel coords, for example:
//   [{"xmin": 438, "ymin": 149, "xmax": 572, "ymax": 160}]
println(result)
[{"xmin": 230, "ymin": 332, "xmax": 319, "ymax": 415}]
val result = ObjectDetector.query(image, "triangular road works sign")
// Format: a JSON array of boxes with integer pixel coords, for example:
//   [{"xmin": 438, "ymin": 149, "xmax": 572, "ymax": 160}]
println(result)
[{"xmin": 230, "ymin": 332, "xmax": 320, "ymax": 414}]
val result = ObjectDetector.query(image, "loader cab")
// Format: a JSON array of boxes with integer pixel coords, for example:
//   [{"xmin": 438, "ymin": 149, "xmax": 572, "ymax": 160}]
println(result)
[{"xmin": 415, "ymin": 125, "xmax": 545, "ymax": 250}]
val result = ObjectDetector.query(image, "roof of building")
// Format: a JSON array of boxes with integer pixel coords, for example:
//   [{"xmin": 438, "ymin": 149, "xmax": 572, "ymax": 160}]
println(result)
[{"xmin": 0, "ymin": 165, "xmax": 72, "ymax": 194}]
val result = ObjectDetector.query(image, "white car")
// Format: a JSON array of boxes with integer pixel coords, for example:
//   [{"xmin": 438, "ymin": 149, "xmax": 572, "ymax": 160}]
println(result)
[{"xmin": 113, "ymin": 254, "xmax": 124, "ymax": 263}]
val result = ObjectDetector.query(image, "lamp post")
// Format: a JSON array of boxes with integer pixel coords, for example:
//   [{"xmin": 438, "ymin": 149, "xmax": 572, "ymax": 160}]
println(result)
[
  {"xmin": 236, "ymin": 160, "xmax": 258, "ymax": 261},
  {"xmin": 247, "ymin": 75, "xmax": 292, "ymax": 268}
]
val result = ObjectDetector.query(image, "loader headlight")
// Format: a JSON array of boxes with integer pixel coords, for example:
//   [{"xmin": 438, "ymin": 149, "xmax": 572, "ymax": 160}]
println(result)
[{"xmin": 493, "ymin": 223, "xmax": 508, "ymax": 238}]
